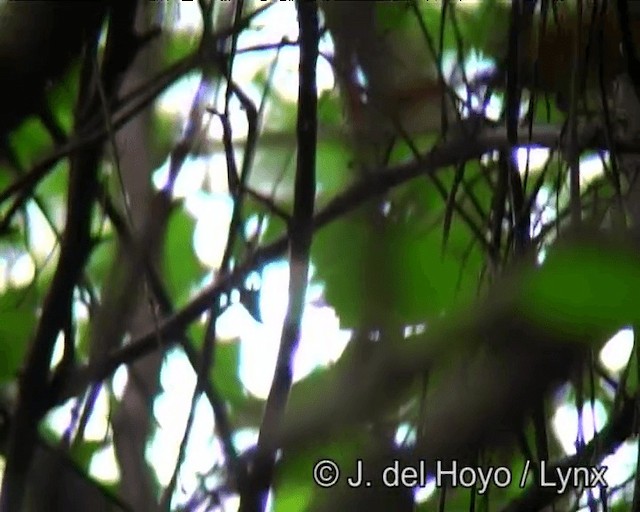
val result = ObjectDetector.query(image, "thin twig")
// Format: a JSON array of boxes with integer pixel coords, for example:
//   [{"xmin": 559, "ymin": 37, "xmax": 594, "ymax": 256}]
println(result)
[{"xmin": 64, "ymin": 122, "xmax": 610, "ymax": 393}]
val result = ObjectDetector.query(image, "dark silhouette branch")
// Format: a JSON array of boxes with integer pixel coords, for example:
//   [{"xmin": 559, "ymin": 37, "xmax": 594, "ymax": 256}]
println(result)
[
  {"xmin": 59, "ymin": 121, "xmax": 640, "ymax": 399},
  {"xmin": 0, "ymin": 4, "xmax": 146, "ymax": 508},
  {"xmin": 1, "ymin": 38, "xmax": 106, "ymax": 512},
  {"xmin": 239, "ymin": 2, "xmax": 319, "ymax": 511},
  {"xmin": 500, "ymin": 391, "xmax": 636, "ymax": 512}
]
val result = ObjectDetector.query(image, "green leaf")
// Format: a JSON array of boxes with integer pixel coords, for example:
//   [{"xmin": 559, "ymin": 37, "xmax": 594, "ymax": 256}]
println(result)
[
  {"xmin": 313, "ymin": 177, "xmax": 482, "ymax": 328},
  {"xmin": 163, "ymin": 208, "xmax": 203, "ymax": 301},
  {"xmin": 75, "ymin": 319, "xmax": 92, "ymax": 362},
  {"xmin": 149, "ymin": 112, "xmax": 180, "ymax": 171},
  {"xmin": 272, "ymin": 480, "xmax": 313, "ymax": 512},
  {"xmin": 0, "ymin": 165, "xmax": 14, "ymax": 193},
  {"xmin": 460, "ymin": 0, "xmax": 510, "ymax": 56},
  {"xmin": 315, "ymin": 140, "xmax": 353, "ymax": 203},
  {"xmin": 374, "ymin": 2, "xmax": 412, "ymax": 34},
  {"xmin": 317, "ymin": 90, "xmax": 343, "ymax": 128},
  {"xmin": 87, "ymin": 237, "xmax": 117, "ymax": 286},
  {"xmin": 311, "ymin": 209, "xmax": 371, "ymax": 328},
  {"xmin": 522, "ymin": 237, "xmax": 640, "ymax": 342},
  {"xmin": 8, "ymin": 117, "xmax": 55, "ymax": 169},
  {"xmin": 532, "ymin": 92, "xmax": 566, "ymax": 125},
  {"xmin": 274, "ymin": 434, "xmax": 369, "ymax": 512},
  {"xmin": 47, "ymin": 60, "xmax": 81, "ymax": 135},
  {"xmin": 71, "ymin": 439, "xmax": 104, "ymax": 470},
  {"xmin": 162, "ymin": 31, "xmax": 199, "ymax": 68},
  {"xmin": 36, "ymin": 157, "xmax": 69, "ymax": 201},
  {"xmin": 211, "ymin": 342, "xmax": 247, "ymax": 412},
  {"xmin": 0, "ymin": 287, "xmax": 39, "ymax": 384}
]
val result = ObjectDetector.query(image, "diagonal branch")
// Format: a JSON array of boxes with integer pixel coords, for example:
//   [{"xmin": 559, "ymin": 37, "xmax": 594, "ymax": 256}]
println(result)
[
  {"xmin": 1, "ymin": 36, "xmax": 108, "ymax": 512},
  {"xmin": 62, "ymin": 122, "xmax": 638, "ymax": 400}
]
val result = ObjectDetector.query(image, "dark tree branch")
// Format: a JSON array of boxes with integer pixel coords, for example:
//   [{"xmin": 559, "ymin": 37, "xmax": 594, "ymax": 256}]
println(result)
[
  {"xmin": 500, "ymin": 391, "xmax": 637, "ymax": 512},
  {"xmin": 1, "ymin": 36, "xmax": 106, "ymax": 512},
  {"xmin": 0, "ymin": 2, "xmax": 109, "ymax": 140},
  {"xmin": 0, "ymin": 3, "xmax": 146, "ymax": 508},
  {"xmin": 159, "ymin": 62, "xmax": 226, "ymax": 510},
  {"xmin": 238, "ymin": 3, "xmax": 318, "ymax": 511},
  {"xmin": 0, "ymin": 52, "xmax": 200, "ymax": 231},
  {"xmin": 101, "ymin": 186, "xmax": 239, "ymax": 474},
  {"xmin": 616, "ymin": 0, "xmax": 640, "ymax": 102},
  {"xmin": 59, "ymin": 122, "xmax": 640, "ymax": 400}
]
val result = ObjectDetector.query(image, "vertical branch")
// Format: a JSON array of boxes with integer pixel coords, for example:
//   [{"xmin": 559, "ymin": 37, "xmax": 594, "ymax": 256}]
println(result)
[
  {"xmin": 506, "ymin": 0, "xmax": 541, "ymax": 478},
  {"xmin": 238, "ymin": 1, "xmax": 318, "ymax": 511},
  {"xmin": 616, "ymin": 0, "xmax": 640, "ymax": 100},
  {"xmin": 0, "ymin": 35, "xmax": 104, "ymax": 512},
  {"xmin": 506, "ymin": 0, "xmax": 522, "ymax": 147},
  {"xmin": 568, "ymin": 0, "xmax": 584, "ymax": 226},
  {"xmin": 505, "ymin": 0, "xmax": 530, "ymax": 258},
  {"xmin": 0, "ymin": 3, "xmax": 156, "ymax": 510}
]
